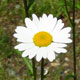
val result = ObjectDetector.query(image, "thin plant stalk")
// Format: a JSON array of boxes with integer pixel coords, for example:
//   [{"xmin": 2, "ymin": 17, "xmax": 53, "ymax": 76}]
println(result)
[
  {"xmin": 32, "ymin": 58, "xmax": 36, "ymax": 80},
  {"xmin": 64, "ymin": 0, "xmax": 76, "ymax": 79},
  {"xmin": 23, "ymin": 0, "xmax": 36, "ymax": 80},
  {"xmin": 23, "ymin": 0, "xmax": 28, "ymax": 17},
  {"xmin": 64, "ymin": 0, "xmax": 73, "ymax": 27},
  {"xmin": 72, "ymin": 0, "xmax": 76, "ymax": 80},
  {"xmin": 41, "ymin": 58, "xmax": 44, "ymax": 80}
]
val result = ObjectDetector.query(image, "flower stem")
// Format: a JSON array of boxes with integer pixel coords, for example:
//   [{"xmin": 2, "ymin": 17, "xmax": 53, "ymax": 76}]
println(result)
[
  {"xmin": 32, "ymin": 58, "xmax": 36, "ymax": 80},
  {"xmin": 23, "ymin": 0, "xmax": 36, "ymax": 80},
  {"xmin": 41, "ymin": 58, "xmax": 44, "ymax": 80},
  {"xmin": 64, "ymin": 0, "xmax": 73, "ymax": 27},
  {"xmin": 72, "ymin": 0, "xmax": 76, "ymax": 80},
  {"xmin": 23, "ymin": 0, "xmax": 28, "ymax": 17}
]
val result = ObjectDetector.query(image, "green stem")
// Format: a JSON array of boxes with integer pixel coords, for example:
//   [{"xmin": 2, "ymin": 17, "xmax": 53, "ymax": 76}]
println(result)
[
  {"xmin": 32, "ymin": 58, "xmax": 36, "ymax": 80},
  {"xmin": 23, "ymin": 0, "xmax": 28, "ymax": 17},
  {"xmin": 72, "ymin": 0, "xmax": 76, "ymax": 80},
  {"xmin": 23, "ymin": 0, "xmax": 36, "ymax": 80},
  {"xmin": 64, "ymin": 0, "xmax": 73, "ymax": 27},
  {"xmin": 41, "ymin": 58, "xmax": 44, "ymax": 80}
]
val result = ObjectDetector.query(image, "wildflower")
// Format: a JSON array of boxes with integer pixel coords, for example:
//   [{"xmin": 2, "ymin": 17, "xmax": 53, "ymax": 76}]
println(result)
[{"xmin": 14, "ymin": 14, "xmax": 72, "ymax": 62}]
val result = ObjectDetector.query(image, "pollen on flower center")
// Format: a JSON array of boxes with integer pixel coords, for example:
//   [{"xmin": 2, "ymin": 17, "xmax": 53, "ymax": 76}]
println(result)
[{"xmin": 33, "ymin": 31, "xmax": 53, "ymax": 47}]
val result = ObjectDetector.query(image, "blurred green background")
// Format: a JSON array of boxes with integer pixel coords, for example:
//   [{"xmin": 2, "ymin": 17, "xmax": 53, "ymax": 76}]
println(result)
[{"xmin": 0, "ymin": 0, "xmax": 80, "ymax": 80}]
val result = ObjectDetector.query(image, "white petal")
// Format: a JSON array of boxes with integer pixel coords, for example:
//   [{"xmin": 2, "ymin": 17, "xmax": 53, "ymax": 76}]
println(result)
[
  {"xmin": 38, "ymin": 14, "xmax": 57, "ymax": 32},
  {"xmin": 22, "ymin": 50, "xmax": 29, "ymax": 57},
  {"xmin": 52, "ymin": 19, "xmax": 64, "ymax": 33},
  {"xmin": 52, "ymin": 43, "xmax": 67, "ymax": 47},
  {"xmin": 14, "ymin": 26, "xmax": 34, "ymax": 37},
  {"xmin": 40, "ymin": 47, "xmax": 47, "ymax": 59},
  {"xmin": 60, "ymin": 27, "xmax": 71, "ymax": 34},
  {"xmin": 48, "ymin": 14, "xmax": 53, "ymax": 19},
  {"xmin": 36, "ymin": 47, "xmax": 47, "ymax": 62},
  {"xmin": 22, "ymin": 46, "xmax": 38, "ymax": 58},
  {"xmin": 36, "ymin": 51, "xmax": 43, "ymax": 62},
  {"xmin": 14, "ymin": 33, "xmax": 33, "ymax": 42},
  {"xmin": 53, "ymin": 47, "xmax": 67, "ymax": 53},
  {"xmin": 25, "ymin": 18, "xmax": 38, "ymax": 33},
  {"xmin": 32, "ymin": 14, "xmax": 39, "ymax": 26},
  {"xmin": 48, "ymin": 43, "xmax": 67, "ymax": 53},
  {"xmin": 14, "ymin": 43, "xmax": 35, "ymax": 51},
  {"xmin": 47, "ymin": 47, "xmax": 55, "ymax": 62},
  {"xmin": 51, "ymin": 31, "xmax": 72, "ymax": 43},
  {"xmin": 15, "ymin": 26, "xmax": 28, "ymax": 33},
  {"xmin": 56, "ymin": 27, "xmax": 71, "ymax": 38},
  {"xmin": 13, "ymin": 27, "xmax": 34, "ymax": 42},
  {"xmin": 53, "ymin": 38, "xmax": 72, "ymax": 43},
  {"xmin": 29, "ymin": 47, "xmax": 39, "ymax": 59},
  {"xmin": 48, "ymin": 14, "xmax": 57, "ymax": 32}
]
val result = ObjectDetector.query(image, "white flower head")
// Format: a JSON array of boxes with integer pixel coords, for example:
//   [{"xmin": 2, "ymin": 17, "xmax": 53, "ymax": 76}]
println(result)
[{"xmin": 13, "ymin": 14, "xmax": 72, "ymax": 62}]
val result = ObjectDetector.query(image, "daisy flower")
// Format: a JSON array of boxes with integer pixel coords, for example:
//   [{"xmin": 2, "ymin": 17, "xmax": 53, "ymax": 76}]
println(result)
[{"xmin": 13, "ymin": 14, "xmax": 72, "ymax": 62}]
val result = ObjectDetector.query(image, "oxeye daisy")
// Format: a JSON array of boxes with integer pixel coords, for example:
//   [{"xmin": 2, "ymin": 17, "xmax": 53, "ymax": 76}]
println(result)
[{"xmin": 13, "ymin": 14, "xmax": 72, "ymax": 62}]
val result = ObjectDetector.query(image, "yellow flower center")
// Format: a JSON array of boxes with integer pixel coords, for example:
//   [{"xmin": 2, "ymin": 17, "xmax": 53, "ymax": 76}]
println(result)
[{"xmin": 33, "ymin": 31, "xmax": 53, "ymax": 47}]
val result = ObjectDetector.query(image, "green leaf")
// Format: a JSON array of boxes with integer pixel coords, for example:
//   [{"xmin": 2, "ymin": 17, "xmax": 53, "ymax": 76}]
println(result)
[
  {"xmin": 15, "ymin": 50, "xmax": 33, "ymax": 75},
  {"xmin": 65, "ymin": 74, "xmax": 74, "ymax": 80},
  {"xmin": 28, "ymin": 0, "xmax": 35, "ymax": 10},
  {"xmin": 76, "ymin": 0, "xmax": 80, "ymax": 9}
]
